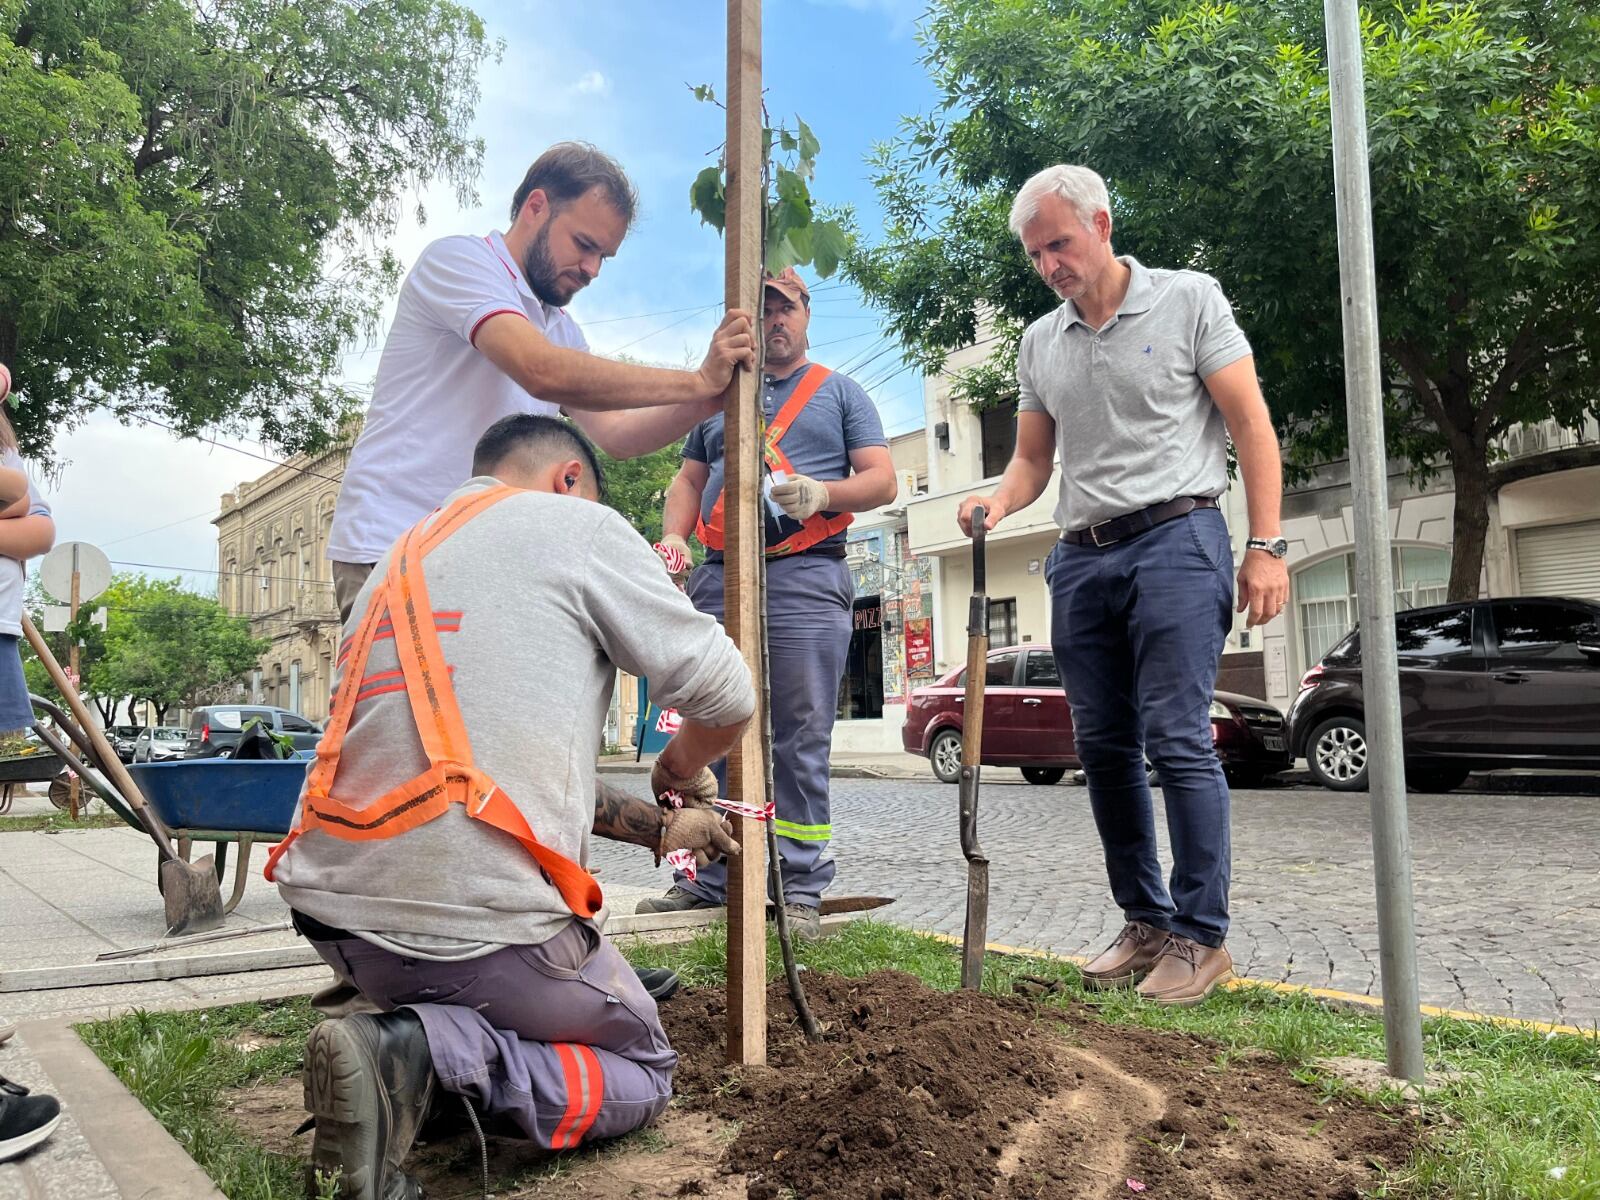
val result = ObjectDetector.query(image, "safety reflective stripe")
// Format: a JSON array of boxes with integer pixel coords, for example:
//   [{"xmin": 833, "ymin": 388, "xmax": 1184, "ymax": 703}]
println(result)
[
  {"xmin": 569, "ymin": 1044, "xmax": 605, "ymax": 1145},
  {"xmin": 549, "ymin": 1043, "xmax": 604, "ymax": 1149},
  {"xmin": 549, "ymin": 1043, "xmax": 586, "ymax": 1149},
  {"xmin": 773, "ymin": 819, "xmax": 832, "ymax": 842}
]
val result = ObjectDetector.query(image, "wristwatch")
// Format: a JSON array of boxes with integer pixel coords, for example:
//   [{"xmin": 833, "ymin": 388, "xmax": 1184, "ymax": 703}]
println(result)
[{"xmin": 1246, "ymin": 536, "xmax": 1289, "ymax": 559}]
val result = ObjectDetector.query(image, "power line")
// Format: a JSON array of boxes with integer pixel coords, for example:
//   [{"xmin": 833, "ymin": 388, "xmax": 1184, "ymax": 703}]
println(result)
[
  {"xmin": 135, "ymin": 416, "xmax": 346, "ymax": 486},
  {"xmin": 609, "ymin": 303, "xmax": 722, "ymax": 353},
  {"xmin": 109, "ymin": 559, "xmax": 336, "ymax": 588}
]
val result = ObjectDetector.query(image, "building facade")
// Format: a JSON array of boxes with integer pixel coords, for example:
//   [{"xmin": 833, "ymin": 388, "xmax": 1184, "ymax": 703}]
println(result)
[
  {"xmin": 833, "ymin": 431, "xmax": 936, "ymax": 754},
  {"xmin": 909, "ymin": 341, "xmax": 1600, "ymax": 719},
  {"xmin": 213, "ymin": 442, "xmax": 351, "ymax": 722}
]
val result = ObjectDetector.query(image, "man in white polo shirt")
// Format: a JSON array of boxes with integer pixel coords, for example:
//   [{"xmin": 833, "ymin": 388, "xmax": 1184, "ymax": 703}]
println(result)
[{"xmin": 328, "ymin": 142, "xmax": 756, "ymax": 619}]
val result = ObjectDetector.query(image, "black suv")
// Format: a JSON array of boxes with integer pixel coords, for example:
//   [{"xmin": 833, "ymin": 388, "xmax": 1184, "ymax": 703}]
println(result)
[
  {"xmin": 1287, "ymin": 596, "xmax": 1600, "ymax": 792},
  {"xmin": 183, "ymin": 705, "xmax": 323, "ymax": 758}
]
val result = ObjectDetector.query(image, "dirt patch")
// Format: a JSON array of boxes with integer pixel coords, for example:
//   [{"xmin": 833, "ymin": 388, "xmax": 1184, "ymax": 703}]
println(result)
[{"xmin": 222, "ymin": 970, "xmax": 1413, "ymax": 1198}]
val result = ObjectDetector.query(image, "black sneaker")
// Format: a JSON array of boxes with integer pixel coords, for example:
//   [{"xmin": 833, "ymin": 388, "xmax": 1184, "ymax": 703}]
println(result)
[
  {"xmin": 0, "ymin": 1076, "xmax": 61, "ymax": 1163},
  {"xmin": 634, "ymin": 966, "xmax": 681, "ymax": 1003},
  {"xmin": 634, "ymin": 885, "xmax": 721, "ymax": 914},
  {"xmin": 303, "ymin": 1011, "xmax": 434, "ymax": 1200}
]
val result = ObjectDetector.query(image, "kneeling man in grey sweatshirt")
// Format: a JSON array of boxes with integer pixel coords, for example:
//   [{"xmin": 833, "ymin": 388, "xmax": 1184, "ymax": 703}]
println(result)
[{"xmin": 272, "ymin": 414, "xmax": 755, "ymax": 1200}]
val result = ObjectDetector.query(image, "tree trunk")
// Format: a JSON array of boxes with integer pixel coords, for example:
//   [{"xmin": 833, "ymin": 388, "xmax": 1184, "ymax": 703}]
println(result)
[
  {"xmin": 154, "ymin": 702, "xmax": 170, "ymax": 725},
  {"xmin": 1448, "ymin": 448, "xmax": 1493, "ymax": 602}
]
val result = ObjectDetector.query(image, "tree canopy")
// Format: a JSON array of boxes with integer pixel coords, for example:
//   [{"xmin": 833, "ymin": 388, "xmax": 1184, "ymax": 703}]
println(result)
[
  {"xmin": 850, "ymin": 0, "xmax": 1600, "ymax": 598},
  {"xmin": 25, "ymin": 573, "xmax": 267, "ymax": 723},
  {"xmin": 0, "ymin": 0, "xmax": 495, "ymax": 459}
]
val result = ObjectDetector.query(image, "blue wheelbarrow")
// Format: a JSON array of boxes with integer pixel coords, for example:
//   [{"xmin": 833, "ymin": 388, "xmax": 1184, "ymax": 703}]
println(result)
[{"xmin": 124, "ymin": 758, "xmax": 311, "ymax": 913}]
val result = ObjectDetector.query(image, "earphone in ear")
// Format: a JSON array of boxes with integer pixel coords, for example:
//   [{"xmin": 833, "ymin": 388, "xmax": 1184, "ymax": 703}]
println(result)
[{"xmin": 564, "ymin": 475, "xmax": 578, "ymax": 490}]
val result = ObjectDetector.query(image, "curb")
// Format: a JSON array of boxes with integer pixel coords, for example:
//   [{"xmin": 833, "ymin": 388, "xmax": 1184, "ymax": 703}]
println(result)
[
  {"xmin": 22, "ymin": 1017, "xmax": 228, "ymax": 1199},
  {"xmin": 917, "ymin": 931, "xmax": 1600, "ymax": 1041}
]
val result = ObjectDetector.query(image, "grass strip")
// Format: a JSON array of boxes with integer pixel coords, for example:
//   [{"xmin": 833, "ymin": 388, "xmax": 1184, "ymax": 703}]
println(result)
[
  {"xmin": 0, "ymin": 811, "xmax": 126, "ymax": 833},
  {"xmin": 79, "ymin": 920, "xmax": 1600, "ymax": 1199}
]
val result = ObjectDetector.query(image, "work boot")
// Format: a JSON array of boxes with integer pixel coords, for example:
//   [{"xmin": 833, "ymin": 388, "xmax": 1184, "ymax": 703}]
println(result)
[
  {"xmin": 635, "ymin": 885, "xmax": 722, "ymax": 914},
  {"xmin": 1079, "ymin": 921, "xmax": 1170, "ymax": 991},
  {"xmin": 1135, "ymin": 936, "xmax": 1235, "ymax": 1007},
  {"xmin": 635, "ymin": 967, "xmax": 681, "ymax": 1003},
  {"xmin": 0, "ymin": 1076, "xmax": 60, "ymax": 1163},
  {"xmin": 780, "ymin": 902, "xmax": 823, "ymax": 941},
  {"xmin": 304, "ymin": 1010, "xmax": 434, "ymax": 1200}
]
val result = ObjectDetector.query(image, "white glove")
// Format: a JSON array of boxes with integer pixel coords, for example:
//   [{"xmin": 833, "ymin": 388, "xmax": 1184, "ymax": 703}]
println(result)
[{"xmin": 770, "ymin": 473, "xmax": 831, "ymax": 521}]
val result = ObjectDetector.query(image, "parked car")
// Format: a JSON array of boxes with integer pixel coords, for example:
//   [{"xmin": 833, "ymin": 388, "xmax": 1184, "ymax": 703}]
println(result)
[
  {"xmin": 183, "ymin": 705, "xmax": 323, "ymax": 759},
  {"xmin": 109, "ymin": 725, "xmax": 143, "ymax": 763},
  {"xmin": 132, "ymin": 726, "xmax": 188, "ymax": 763},
  {"xmin": 1287, "ymin": 596, "xmax": 1600, "ymax": 792},
  {"xmin": 902, "ymin": 644, "xmax": 1292, "ymax": 785}
]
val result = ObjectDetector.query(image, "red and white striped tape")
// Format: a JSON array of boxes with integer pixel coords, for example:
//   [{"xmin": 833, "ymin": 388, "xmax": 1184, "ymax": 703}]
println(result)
[{"xmin": 653, "ymin": 542, "xmax": 691, "ymax": 576}]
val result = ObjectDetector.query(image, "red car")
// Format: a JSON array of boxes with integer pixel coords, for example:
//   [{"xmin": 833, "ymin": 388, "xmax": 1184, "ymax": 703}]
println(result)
[{"xmin": 902, "ymin": 644, "xmax": 1292, "ymax": 786}]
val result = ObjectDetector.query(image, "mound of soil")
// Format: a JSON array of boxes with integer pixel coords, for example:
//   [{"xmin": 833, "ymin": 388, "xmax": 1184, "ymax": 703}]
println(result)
[
  {"xmin": 224, "ymin": 970, "xmax": 1414, "ymax": 1199},
  {"xmin": 667, "ymin": 970, "xmax": 1411, "ymax": 1200}
]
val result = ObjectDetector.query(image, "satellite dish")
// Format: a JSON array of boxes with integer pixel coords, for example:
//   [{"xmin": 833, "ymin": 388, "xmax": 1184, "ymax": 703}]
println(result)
[{"xmin": 39, "ymin": 542, "xmax": 113, "ymax": 605}]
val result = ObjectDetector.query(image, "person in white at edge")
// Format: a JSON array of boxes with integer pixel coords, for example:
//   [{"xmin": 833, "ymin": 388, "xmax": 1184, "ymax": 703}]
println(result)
[{"xmin": 328, "ymin": 141, "xmax": 756, "ymax": 620}]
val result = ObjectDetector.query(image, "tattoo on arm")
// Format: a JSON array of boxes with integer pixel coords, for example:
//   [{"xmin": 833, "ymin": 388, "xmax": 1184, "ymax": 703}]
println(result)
[{"xmin": 592, "ymin": 780, "xmax": 665, "ymax": 849}]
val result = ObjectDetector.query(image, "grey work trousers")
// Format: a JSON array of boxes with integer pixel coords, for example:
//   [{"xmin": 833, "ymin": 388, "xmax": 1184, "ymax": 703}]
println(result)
[{"xmin": 307, "ymin": 919, "xmax": 676, "ymax": 1149}]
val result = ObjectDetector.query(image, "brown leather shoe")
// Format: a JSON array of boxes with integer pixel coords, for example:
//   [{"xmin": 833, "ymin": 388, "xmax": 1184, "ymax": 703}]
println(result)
[
  {"xmin": 1079, "ymin": 921, "xmax": 1170, "ymax": 990},
  {"xmin": 1135, "ymin": 936, "xmax": 1234, "ymax": 1006}
]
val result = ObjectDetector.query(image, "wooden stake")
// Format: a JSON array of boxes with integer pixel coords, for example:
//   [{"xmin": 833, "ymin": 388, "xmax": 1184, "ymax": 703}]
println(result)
[{"xmin": 723, "ymin": 0, "xmax": 768, "ymax": 1067}]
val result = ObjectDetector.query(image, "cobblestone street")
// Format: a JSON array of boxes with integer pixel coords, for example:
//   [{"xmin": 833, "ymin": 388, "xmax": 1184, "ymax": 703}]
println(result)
[{"xmin": 594, "ymin": 775, "xmax": 1600, "ymax": 1025}]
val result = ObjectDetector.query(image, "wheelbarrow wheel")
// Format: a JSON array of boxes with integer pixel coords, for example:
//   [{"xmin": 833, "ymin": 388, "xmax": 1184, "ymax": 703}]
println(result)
[{"xmin": 48, "ymin": 770, "xmax": 74, "ymax": 811}]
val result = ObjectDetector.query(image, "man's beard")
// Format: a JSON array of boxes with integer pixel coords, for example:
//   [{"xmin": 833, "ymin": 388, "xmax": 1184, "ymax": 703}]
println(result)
[
  {"xmin": 765, "ymin": 331, "xmax": 804, "ymax": 365},
  {"xmin": 521, "ymin": 225, "xmax": 580, "ymax": 307}
]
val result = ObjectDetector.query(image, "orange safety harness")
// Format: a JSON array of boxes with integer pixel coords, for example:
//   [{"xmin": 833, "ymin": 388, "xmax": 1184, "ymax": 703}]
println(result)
[
  {"xmin": 263, "ymin": 485, "xmax": 603, "ymax": 920},
  {"xmin": 695, "ymin": 363, "xmax": 854, "ymax": 557}
]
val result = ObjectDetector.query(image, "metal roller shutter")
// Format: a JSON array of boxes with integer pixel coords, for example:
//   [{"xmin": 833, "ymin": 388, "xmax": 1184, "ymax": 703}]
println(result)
[{"xmin": 1514, "ymin": 520, "xmax": 1600, "ymax": 602}]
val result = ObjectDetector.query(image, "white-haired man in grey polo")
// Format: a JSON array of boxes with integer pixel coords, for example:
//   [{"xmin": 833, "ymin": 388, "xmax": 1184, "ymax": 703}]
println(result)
[{"xmin": 960, "ymin": 164, "xmax": 1288, "ymax": 1006}]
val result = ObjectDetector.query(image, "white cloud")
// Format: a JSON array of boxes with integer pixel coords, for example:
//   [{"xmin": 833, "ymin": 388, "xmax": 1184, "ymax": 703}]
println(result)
[{"xmin": 574, "ymin": 70, "xmax": 609, "ymax": 96}]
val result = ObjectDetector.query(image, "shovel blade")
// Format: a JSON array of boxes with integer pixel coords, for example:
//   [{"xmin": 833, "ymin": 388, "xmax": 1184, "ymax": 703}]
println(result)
[{"xmin": 160, "ymin": 855, "xmax": 225, "ymax": 936}]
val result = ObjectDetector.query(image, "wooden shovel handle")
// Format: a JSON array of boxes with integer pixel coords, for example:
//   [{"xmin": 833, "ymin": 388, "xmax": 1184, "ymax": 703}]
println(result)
[{"xmin": 20, "ymin": 614, "xmax": 174, "ymax": 854}]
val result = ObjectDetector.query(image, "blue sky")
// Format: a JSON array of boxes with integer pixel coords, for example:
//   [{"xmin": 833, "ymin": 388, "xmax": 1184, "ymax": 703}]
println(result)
[{"xmin": 36, "ymin": 0, "xmax": 941, "ymax": 595}]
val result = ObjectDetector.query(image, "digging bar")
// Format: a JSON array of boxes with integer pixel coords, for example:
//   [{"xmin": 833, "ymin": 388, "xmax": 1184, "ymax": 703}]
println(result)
[{"xmin": 959, "ymin": 505, "xmax": 991, "ymax": 990}]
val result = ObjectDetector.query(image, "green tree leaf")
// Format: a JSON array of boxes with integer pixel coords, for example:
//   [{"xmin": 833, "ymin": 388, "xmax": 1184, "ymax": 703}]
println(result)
[{"xmin": 689, "ymin": 165, "xmax": 727, "ymax": 232}]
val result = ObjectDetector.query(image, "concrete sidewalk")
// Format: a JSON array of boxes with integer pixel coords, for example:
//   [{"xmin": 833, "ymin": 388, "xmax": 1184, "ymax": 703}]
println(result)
[{"xmin": 0, "ymin": 821, "xmax": 662, "ymax": 1195}]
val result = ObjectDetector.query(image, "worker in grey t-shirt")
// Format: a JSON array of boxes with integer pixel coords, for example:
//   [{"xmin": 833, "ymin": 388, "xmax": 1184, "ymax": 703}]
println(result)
[{"xmin": 959, "ymin": 165, "xmax": 1289, "ymax": 1008}]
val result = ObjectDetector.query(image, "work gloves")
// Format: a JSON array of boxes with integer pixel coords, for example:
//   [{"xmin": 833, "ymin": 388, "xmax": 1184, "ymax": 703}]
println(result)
[
  {"xmin": 652, "ymin": 759, "xmax": 719, "ymax": 809},
  {"xmin": 770, "ymin": 473, "xmax": 831, "ymax": 521},
  {"xmin": 653, "ymin": 534, "xmax": 693, "ymax": 587},
  {"xmin": 657, "ymin": 807, "xmax": 740, "ymax": 869}
]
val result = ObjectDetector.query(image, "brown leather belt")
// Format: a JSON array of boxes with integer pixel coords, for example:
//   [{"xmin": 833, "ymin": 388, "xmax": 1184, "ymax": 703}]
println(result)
[{"xmin": 1061, "ymin": 495, "xmax": 1220, "ymax": 547}]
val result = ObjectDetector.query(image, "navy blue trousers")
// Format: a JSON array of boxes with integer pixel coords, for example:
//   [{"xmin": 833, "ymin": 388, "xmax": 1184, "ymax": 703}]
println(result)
[
  {"xmin": 675, "ymin": 553, "xmax": 853, "ymax": 908},
  {"xmin": 1046, "ymin": 508, "xmax": 1235, "ymax": 947}
]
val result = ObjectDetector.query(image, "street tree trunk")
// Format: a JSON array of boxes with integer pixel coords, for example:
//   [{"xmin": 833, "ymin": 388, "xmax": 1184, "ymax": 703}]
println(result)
[{"xmin": 1447, "ymin": 444, "xmax": 1492, "ymax": 602}]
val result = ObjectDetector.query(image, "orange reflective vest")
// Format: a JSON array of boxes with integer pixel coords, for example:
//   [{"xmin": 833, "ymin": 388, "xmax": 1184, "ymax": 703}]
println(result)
[
  {"xmin": 695, "ymin": 363, "xmax": 854, "ymax": 557},
  {"xmin": 264, "ymin": 485, "xmax": 603, "ymax": 920}
]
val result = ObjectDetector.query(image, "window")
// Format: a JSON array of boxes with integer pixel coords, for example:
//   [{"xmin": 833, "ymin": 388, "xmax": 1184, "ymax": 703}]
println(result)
[
  {"xmin": 979, "ymin": 406, "xmax": 1016, "ymax": 479},
  {"xmin": 1023, "ymin": 650, "xmax": 1061, "ymax": 688},
  {"xmin": 984, "ymin": 651, "xmax": 1019, "ymax": 687},
  {"xmin": 1492, "ymin": 602, "xmax": 1594, "ymax": 664},
  {"xmin": 1294, "ymin": 547, "xmax": 1450, "ymax": 667},
  {"xmin": 278, "ymin": 713, "xmax": 318, "ymax": 733},
  {"xmin": 1394, "ymin": 608, "xmax": 1474, "ymax": 664},
  {"xmin": 988, "ymin": 598, "xmax": 1018, "ymax": 648}
]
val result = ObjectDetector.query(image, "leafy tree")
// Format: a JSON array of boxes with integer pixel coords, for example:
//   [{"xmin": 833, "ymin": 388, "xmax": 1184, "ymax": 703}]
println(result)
[
  {"xmin": 24, "ymin": 573, "xmax": 267, "ymax": 723},
  {"xmin": 597, "ymin": 442, "xmax": 683, "ymax": 547},
  {"xmin": 0, "ymin": 0, "xmax": 495, "ymax": 458},
  {"xmin": 851, "ymin": 0, "xmax": 1600, "ymax": 599}
]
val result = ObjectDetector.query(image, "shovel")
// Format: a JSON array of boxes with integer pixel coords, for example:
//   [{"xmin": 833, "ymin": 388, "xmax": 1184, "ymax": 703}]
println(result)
[
  {"xmin": 22, "ymin": 615, "xmax": 225, "ymax": 935},
  {"xmin": 959, "ymin": 505, "xmax": 991, "ymax": 990}
]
